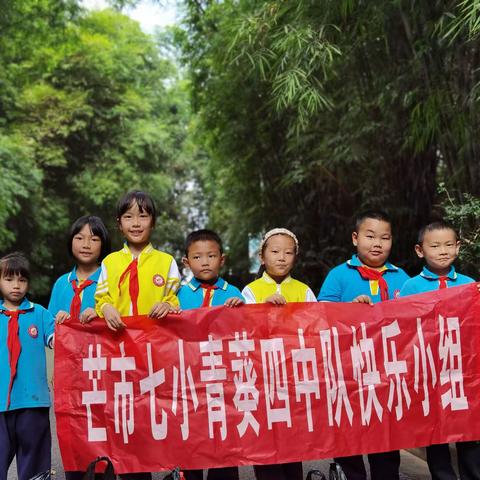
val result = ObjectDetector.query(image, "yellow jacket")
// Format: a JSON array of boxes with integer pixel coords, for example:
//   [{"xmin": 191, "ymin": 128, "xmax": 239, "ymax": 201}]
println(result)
[
  {"xmin": 95, "ymin": 243, "xmax": 180, "ymax": 316},
  {"xmin": 242, "ymin": 272, "xmax": 316, "ymax": 304}
]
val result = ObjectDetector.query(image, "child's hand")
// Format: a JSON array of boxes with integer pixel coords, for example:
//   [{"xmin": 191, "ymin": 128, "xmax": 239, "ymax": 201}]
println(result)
[
  {"xmin": 224, "ymin": 297, "xmax": 244, "ymax": 308},
  {"xmin": 80, "ymin": 307, "xmax": 97, "ymax": 324},
  {"xmin": 55, "ymin": 310, "xmax": 70, "ymax": 324},
  {"xmin": 102, "ymin": 304, "xmax": 125, "ymax": 331},
  {"xmin": 265, "ymin": 294, "xmax": 287, "ymax": 305},
  {"xmin": 149, "ymin": 302, "xmax": 181, "ymax": 319},
  {"xmin": 352, "ymin": 295, "xmax": 374, "ymax": 305}
]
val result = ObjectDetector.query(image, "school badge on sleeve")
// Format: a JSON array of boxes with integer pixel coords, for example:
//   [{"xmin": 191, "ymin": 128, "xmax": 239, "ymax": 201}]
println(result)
[
  {"xmin": 28, "ymin": 325, "xmax": 38, "ymax": 338},
  {"xmin": 153, "ymin": 274, "xmax": 165, "ymax": 287}
]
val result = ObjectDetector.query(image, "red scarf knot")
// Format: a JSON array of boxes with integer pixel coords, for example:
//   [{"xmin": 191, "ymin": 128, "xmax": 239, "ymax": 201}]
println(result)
[
  {"xmin": 438, "ymin": 276, "xmax": 448, "ymax": 289},
  {"xmin": 356, "ymin": 266, "xmax": 389, "ymax": 301},
  {"xmin": 200, "ymin": 283, "xmax": 219, "ymax": 307},
  {"xmin": 3, "ymin": 309, "xmax": 26, "ymax": 410},
  {"xmin": 118, "ymin": 258, "xmax": 139, "ymax": 316},
  {"xmin": 70, "ymin": 279, "xmax": 94, "ymax": 321}
]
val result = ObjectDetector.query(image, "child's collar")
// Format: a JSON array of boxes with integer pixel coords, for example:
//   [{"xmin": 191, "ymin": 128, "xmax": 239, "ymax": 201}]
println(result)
[
  {"xmin": 68, "ymin": 266, "xmax": 101, "ymax": 283},
  {"xmin": 262, "ymin": 271, "xmax": 292, "ymax": 284},
  {"xmin": 421, "ymin": 265, "xmax": 456, "ymax": 280},
  {"xmin": 0, "ymin": 298, "xmax": 34, "ymax": 312},
  {"xmin": 188, "ymin": 276, "xmax": 227, "ymax": 291},
  {"xmin": 347, "ymin": 254, "xmax": 398, "ymax": 271},
  {"xmin": 121, "ymin": 242, "xmax": 154, "ymax": 257}
]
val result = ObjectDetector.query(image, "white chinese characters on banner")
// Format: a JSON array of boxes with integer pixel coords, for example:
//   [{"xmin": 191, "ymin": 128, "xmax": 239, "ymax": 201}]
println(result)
[
  {"xmin": 111, "ymin": 342, "xmax": 136, "ymax": 444},
  {"xmin": 260, "ymin": 338, "xmax": 292, "ymax": 429},
  {"xmin": 79, "ymin": 311, "xmax": 471, "ymax": 444},
  {"xmin": 438, "ymin": 315, "xmax": 468, "ymax": 411},
  {"xmin": 350, "ymin": 323, "xmax": 383, "ymax": 425},
  {"xmin": 320, "ymin": 327, "xmax": 354, "ymax": 427},
  {"xmin": 82, "ymin": 344, "xmax": 107, "ymax": 441},
  {"xmin": 382, "ymin": 321, "xmax": 411, "ymax": 420},
  {"xmin": 172, "ymin": 339, "xmax": 199, "ymax": 440},
  {"xmin": 229, "ymin": 331, "xmax": 260, "ymax": 437},
  {"xmin": 139, "ymin": 343, "xmax": 167, "ymax": 440},
  {"xmin": 413, "ymin": 318, "xmax": 437, "ymax": 416},
  {"xmin": 291, "ymin": 329, "xmax": 320, "ymax": 432},
  {"xmin": 200, "ymin": 334, "xmax": 228, "ymax": 440}
]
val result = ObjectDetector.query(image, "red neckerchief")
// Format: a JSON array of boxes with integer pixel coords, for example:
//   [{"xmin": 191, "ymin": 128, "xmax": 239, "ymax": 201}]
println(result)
[
  {"xmin": 200, "ymin": 283, "xmax": 219, "ymax": 307},
  {"xmin": 356, "ymin": 266, "xmax": 389, "ymax": 301},
  {"xmin": 438, "ymin": 276, "xmax": 448, "ymax": 289},
  {"xmin": 4, "ymin": 309, "xmax": 26, "ymax": 410},
  {"xmin": 118, "ymin": 258, "xmax": 139, "ymax": 316},
  {"xmin": 70, "ymin": 279, "xmax": 94, "ymax": 321}
]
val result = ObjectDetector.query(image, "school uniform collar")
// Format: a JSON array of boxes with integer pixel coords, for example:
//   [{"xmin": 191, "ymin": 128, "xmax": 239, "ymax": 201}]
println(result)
[
  {"xmin": 121, "ymin": 242, "xmax": 154, "ymax": 257},
  {"xmin": 0, "ymin": 298, "xmax": 34, "ymax": 313},
  {"xmin": 347, "ymin": 254, "xmax": 398, "ymax": 271},
  {"xmin": 67, "ymin": 266, "xmax": 101, "ymax": 284},
  {"xmin": 420, "ymin": 265, "xmax": 457, "ymax": 281},
  {"xmin": 187, "ymin": 276, "xmax": 228, "ymax": 291},
  {"xmin": 261, "ymin": 272, "xmax": 293, "ymax": 284}
]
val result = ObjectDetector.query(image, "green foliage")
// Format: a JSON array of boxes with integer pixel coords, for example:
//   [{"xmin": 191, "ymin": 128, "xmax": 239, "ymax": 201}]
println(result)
[
  {"xmin": 439, "ymin": 184, "xmax": 480, "ymax": 274},
  {"xmin": 0, "ymin": 2, "xmax": 194, "ymax": 299},
  {"xmin": 0, "ymin": 135, "xmax": 42, "ymax": 246},
  {"xmin": 180, "ymin": 0, "xmax": 480, "ymax": 287}
]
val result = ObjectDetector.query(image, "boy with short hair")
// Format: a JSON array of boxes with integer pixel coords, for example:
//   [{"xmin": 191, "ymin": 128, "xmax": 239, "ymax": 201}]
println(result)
[
  {"xmin": 178, "ymin": 229, "xmax": 243, "ymax": 480},
  {"xmin": 318, "ymin": 210, "xmax": 410, "ymax": 480},
  {"xmin": 0, "ymin": 252, "xmax": 54, "ymax": 480},
  {"xmin": 399, "ymin": 220, "xmax": 480, "ymax": 480}
]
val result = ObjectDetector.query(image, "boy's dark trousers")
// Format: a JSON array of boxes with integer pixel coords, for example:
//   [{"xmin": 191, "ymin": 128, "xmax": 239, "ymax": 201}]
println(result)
[
  {"xmin": 334, "ymin": 451, "xmax": 400, "ymax": 480},
  {"xmin": 183, "ymin": 467, "xmax": 239, "ymax": 480},
  {"xmin": 253, "ymin": 461, "xmax": 303, "ymax": 480},
  {"xmin": 457, "ymin": 440, "xmax": 480, "ymax": 479},
  {"xmin": 0, "ymin": 407, "xmax": 51, "ymax": 480},
  {"xmin": 119, "ymin": 474, "xmax": 152, "ymax": 479},
  {"xmin": 427, "ymin": 441, "xmax": 480, "ymax": 480}
]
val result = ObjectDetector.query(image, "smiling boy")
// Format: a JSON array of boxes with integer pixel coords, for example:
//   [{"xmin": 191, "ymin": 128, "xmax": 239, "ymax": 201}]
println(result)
[
  {"xmin": 317, "ymin": 210, "xmax": 410, "ymax": 480},
  {"xmin": 399, "ymin": 221, "xmax": 480, "ymax": 480},
  {"xmin": 399, "ymin": 221, "xmax": 474, "ymax": 295},
  {"xmin": 318, "ymin": 210, "xmax": 409, "ymax": 304}
]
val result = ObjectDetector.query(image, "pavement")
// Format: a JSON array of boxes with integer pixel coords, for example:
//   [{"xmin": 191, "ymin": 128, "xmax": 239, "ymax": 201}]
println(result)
[{"xmin": 8, "ymin": 351, "xmax": 437, "ymax": 479}]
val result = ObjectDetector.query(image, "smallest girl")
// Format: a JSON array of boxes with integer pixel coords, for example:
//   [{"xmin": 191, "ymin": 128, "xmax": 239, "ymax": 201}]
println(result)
[
  {"xmin": 242, "ymin": 227, "xmax": 316, "ymax": 305},
  {"xmin": 242, "ymin": 227, "xmax": 315, "ymax": 480},
  {"xmin": 48, "ymin": 215, "xmax": 111, "ymax": 325}
]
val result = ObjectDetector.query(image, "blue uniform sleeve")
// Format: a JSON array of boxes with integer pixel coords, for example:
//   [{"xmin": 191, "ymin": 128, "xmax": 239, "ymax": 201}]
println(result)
[
  {"xmin": 41, "ymin": 306, "xmax": 55, "ymax": 348},
  {"xmin": 177, "ymin": 285, "xmax": 189, "ymax": 310},
  {"xmin": 228, "ymin": 285, "xmax": 245, "ymax": 302},
  {"xmin": 398, "ymin": 279, "xmax": 419, "ymax": 298},
  {"xmin": 317, "ymin": 268, "xmax": 343, "ymax": 302}
]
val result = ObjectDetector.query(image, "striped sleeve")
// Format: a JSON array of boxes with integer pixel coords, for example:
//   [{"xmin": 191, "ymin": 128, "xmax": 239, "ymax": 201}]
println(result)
[
  {"xmin": 305, "ymin": 287, "xmax": 317, "ymax": 302},
  {"xmin": 241, "ymin": 286, "xmax": 257, "ymax": 304},
  {"xmin": 163, "ymin": 258, "xmax": 180, "ymax": 307},
  {"xmin": 94, "ymin": 262, "xmax": 113, "ymax": 317}
]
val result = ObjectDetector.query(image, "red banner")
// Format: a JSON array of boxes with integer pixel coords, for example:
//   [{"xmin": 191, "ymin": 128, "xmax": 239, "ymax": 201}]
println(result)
[{"xmin": 54, "ymin": 284, "xmax": 480, "ymax": 474}]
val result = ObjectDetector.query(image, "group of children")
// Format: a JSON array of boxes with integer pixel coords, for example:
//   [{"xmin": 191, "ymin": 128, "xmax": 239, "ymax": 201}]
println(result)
[{"xmin": 1, "ymin": 190, "xmax": 479, "ymax": 480}]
